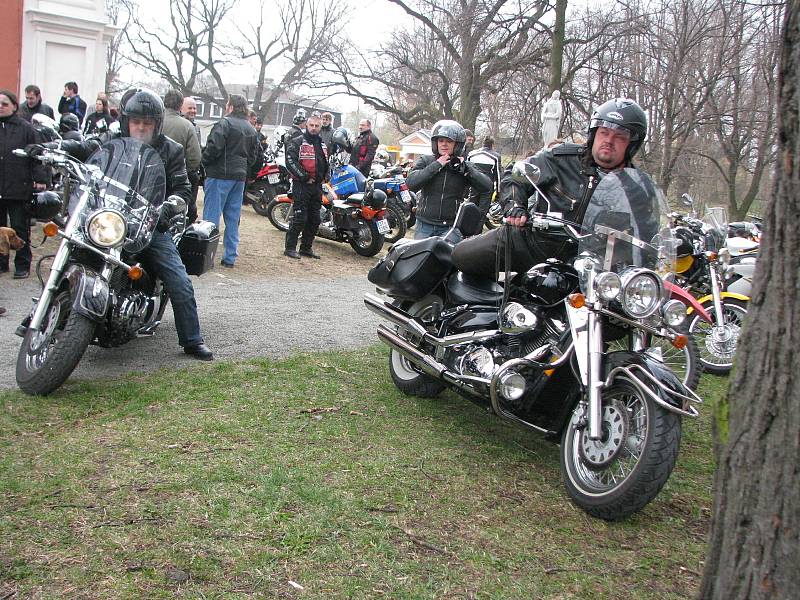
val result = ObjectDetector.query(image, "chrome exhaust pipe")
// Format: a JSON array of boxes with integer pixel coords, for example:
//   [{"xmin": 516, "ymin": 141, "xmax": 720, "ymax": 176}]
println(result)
[{"xmin": 376, "ymin": 324, "xmax": 485, "ymax": 399}]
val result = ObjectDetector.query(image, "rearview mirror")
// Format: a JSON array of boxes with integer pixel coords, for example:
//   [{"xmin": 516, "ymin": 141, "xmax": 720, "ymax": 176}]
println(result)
[{"xmin": 511, "ymin": 161, "xmax": 540, "ymax": 186}]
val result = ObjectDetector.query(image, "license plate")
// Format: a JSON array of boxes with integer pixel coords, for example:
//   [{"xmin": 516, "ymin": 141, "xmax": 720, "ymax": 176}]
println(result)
[
  {"xmin": 400, "ymin": 190, "xmax": 411, "ymax": 204},
  {"xmin": 267, "ymin": 173, "xmax": 280, "ymax": 184},
  {"xmin": 376, "ymin": 219, "xmax": 390, "ymax": 234}
]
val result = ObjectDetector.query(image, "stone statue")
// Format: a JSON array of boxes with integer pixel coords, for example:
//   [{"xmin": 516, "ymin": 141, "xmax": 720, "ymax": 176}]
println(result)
[{"xmin": 541, "ymin": 90, "xmax": 563, "ymax": 147}]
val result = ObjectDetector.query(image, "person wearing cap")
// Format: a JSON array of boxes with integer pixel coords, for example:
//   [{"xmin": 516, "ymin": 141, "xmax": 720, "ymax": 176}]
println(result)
[{"xmin": 452, "ymin": 98, "xmax": 649, "ymax": 277}]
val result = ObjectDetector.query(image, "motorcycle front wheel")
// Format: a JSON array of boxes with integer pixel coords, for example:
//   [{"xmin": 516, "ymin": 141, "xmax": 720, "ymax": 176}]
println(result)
[
  {"xmin": 16, "ymin": 289, "xmax": 96, "ymax": 396},
  {"xmin": 687, "ymin": 297, "xmax": 747, "ymax": 375},
  {"xmin": 266, "ymin": 200, "xmax": 292, "ymax": 232},
  {"xmin": 560, "ymin": 379, "xmax": 681, "ymax": 520},
  {"xmin": 246, "ymin": 182, "xmax": 276, "ymax": 217},
  {"xmin": 349, "ymin": 220, "xmax": 384, "ymax": 256},
  {"xmin": 384, "ymin": 201, "xmax": 408, "ymax": 244},
  {"xmin": 388, "ymin": 296, "xmax": 446, "ymax": 397}
]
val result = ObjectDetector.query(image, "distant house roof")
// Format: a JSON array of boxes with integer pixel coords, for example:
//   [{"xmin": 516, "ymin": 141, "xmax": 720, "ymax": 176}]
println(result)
[
  {"xmin": 207, "ymin": 83, "xmax": 337, "ymax": 113},
  {"xmin": 398, "ymin": 130, "xmax": 431, "ymax": 146}
]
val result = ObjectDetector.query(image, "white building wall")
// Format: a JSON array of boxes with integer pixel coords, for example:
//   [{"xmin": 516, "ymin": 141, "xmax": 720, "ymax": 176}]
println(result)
[{"xmin": 20, "ymin": 0, "xmax": 116, "ymax": 111}]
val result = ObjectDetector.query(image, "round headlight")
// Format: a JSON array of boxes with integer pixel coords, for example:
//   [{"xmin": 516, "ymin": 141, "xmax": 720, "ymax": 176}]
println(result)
[
  {"xmin": 498, "ymin": 371, "xmax": 526, "ymax": 401},
  {"xmin": 662, "ymin": 299, "xmax": 687, "ymax": 327},
  {"xmin": 86, "ymin": 210, "xmax": 127, "ymax": 248},
  {"xmin": 594, "ymin": 272, "xmax": 621, "ymax": 301},
  {"xmin": 620, "ymin": 269, "xmax": 663, "ymax": 318}
]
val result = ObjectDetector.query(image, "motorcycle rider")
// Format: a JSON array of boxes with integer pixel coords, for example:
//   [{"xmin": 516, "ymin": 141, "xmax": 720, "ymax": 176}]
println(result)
[
  {"xmin": 283, "ymin": 113, "xmax": 329, "ymax": 260},
  {"xmin": 451, "ymin": 98, "xmax": 648, "ymax": 277},
  {"xmin": 284, "ymin": 109, "xmax": 307, "ymax": 148},
  {"xmin": 467, "ymin": 135, "xmax": 503, "ymax": 222},
  {"xmin": 406, "ymin": 119, "xmax": 493, "ymax": 239},
  {"xmin": 349, "ymin": 119, "xmax": 379, "ymax": 177},
  {"xmin": 27, "ymin": 88, "xmax": 214, "ymax": 360},
  {"xmin": 59, "ymin": 113, "xmax": 83, "ymax": 141},
  {"xmin": 319, "ymin": 112, "xmax": 334, "ymax": 153}
]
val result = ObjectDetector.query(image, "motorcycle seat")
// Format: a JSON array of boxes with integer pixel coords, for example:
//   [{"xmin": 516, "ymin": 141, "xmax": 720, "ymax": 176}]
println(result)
[{"xmin": 447, "ymin": 272, "xmax": 504, "ymax": 305}]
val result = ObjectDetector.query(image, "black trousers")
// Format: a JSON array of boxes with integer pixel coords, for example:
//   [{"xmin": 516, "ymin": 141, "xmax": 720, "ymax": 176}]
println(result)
[
  {"xmin": 285, "ymin": 182, "xmax": 322, "ymax": 251},
  {"xmin": 0, "ymin": 198, "xmax": 32, "ymax": 272},
  {"xmin": 187, "ymin": 169, "xmax": 200, "ymax": 223},
  {"xmin": 451, "ymin": 225, "xmax": 550, "ymax": 278}
]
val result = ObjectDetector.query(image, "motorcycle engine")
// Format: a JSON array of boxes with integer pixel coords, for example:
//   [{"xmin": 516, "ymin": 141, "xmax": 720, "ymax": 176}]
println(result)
[{"xmin": 98, "ymin": 290, "xmax": 152, "ymax": 347}]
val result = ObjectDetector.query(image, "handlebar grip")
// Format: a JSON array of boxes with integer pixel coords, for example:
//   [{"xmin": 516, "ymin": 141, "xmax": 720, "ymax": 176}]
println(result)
[{"xmin": 13, "ymin": 149, "xmax": 28, "ymax": 157}]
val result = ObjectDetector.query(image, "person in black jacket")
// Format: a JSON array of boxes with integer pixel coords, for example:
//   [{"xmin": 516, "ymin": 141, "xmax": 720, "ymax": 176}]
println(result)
[
  {"xmin": 319, "ymin": 112, "xmax": 334, "ymax": 153},
  {"xmin": 30, "ymin": 88, "xmax": 214, "ymax": 360},
  {"xmin": 0, "ymin": 90, "xmax": 49, "ymax": 278},
  {"xmin": 406, "ymin": 119, "xmax": 493, "ymax": 239},
  {"xmin": 18, "ymin": 85, "xmax": 55, "ymax": 123},
  {"xmin": 201, "ymin": 94, "xmax": 260, "ymax": 268},
  {"xmin": 83, "ymin": 97, "xmax": 115, "ymax": 136},
  {"xmin": 57, "ymin": 81, "xmax": 87, "ymax": 125},
  {"xmin": 283, "ymin": 113, "xmax": 329, "ymax": 259},
  {"xmin": 452, "ymin": 98, "xmax": 649, "ymax": 278},
  {"xmin": 349, "ymin": 119, "xmax": 379, "ymax": 177}
]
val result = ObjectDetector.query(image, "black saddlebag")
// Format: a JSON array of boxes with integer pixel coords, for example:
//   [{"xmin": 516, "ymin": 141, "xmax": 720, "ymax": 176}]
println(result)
[
  {"xmin": 178, "ymin": 220, "xmax": 220, "ymax": 276},
  {"xmin": 368, "ymin": 237, "xmax": 453, "ymax": 299}
]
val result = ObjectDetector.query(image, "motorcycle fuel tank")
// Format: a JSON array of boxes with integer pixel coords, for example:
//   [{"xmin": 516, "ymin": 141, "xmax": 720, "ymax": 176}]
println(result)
[{"xmin": 521, "ymin": 261, "xmax": 579, "ymax": 306}]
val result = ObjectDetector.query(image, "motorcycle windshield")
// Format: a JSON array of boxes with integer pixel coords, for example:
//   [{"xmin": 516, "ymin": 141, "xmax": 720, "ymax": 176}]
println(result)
[
  {"xmin": 577, "ymin": 169, "xmax": 677, "ymax": 292},
  {"xmin": 86, "ymin": 137, "xmax": 167, "ymax": 253},
  {"xmin": 702, "ymin": 206, "xmax": 728, "ymax": 252}
]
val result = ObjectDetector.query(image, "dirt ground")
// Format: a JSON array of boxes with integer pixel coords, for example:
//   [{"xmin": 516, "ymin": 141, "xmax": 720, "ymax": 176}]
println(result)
[{"xmin": 197, "ymin": 193, "xmax": 386, "ymax": 280}]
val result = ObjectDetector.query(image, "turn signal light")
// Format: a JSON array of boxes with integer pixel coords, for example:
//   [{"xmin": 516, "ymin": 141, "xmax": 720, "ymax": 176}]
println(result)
[
  {"xmin": 568, "ymin": 293, "xmax": 586, "ymax": 308},
  {"xmin": 672, "ymin": 334, "xmax": 689, "ymax": 349},
  {"xmin": 43, "ymin": 222, "xmax": 59, "ymax": 237},
  {"xmin": 128, "ymin": 264, "xmax": 144, "ymax": 281},
  {"xmin": 706, "ymin": 251, "xmax": 718, "ymax": 260}
]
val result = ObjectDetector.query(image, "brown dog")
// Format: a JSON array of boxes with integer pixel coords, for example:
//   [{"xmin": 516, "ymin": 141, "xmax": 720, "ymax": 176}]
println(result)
[{"xmin": 0, "ymin": 226, "xmax": 25, "ymax": 256}]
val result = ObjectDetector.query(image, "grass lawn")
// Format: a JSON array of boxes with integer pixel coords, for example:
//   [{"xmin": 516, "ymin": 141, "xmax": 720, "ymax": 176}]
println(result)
[{"xmin": 0, "ymin": 346, "xmax": 727, "ymax": 599}]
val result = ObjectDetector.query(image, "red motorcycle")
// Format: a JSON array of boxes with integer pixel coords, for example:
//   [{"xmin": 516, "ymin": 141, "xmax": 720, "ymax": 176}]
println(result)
[{"xmin": 245, "ymin": 146, "xmax": 290, "ymax": 217}]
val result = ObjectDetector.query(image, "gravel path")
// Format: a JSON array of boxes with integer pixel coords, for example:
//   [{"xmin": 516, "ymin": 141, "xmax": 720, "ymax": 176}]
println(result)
[{"xmin": 0, "ymin": 269, "xmax": 383, "ymax": 390}]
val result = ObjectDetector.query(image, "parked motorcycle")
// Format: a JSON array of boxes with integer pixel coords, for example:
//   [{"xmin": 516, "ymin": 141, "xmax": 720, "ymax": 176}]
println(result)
[
  {"xmin": 266, "ymin": 184, "xmax": 391, "ymax": 257},
  {"xmin": 365, "ymin": 166, "xmax": 702, "ymax": 520},
  {"xmin": 245, "ymin": 144, "xmax": 290, "ymax": 217},
  {"xmin": 13, "ymin": 139, "xmax": 219, "ymax": 395}
]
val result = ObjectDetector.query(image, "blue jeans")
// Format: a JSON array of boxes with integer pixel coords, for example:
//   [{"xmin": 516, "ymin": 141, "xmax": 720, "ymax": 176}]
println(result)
[
  {"xmin": 203, "ymin": 177, "xmax": 245, "ymax": 265},
  {"xmin": 414, "ymin": 219, "xmax": 450, "ymax": 240},
  {"xmin": 143, "ymin": 230, "xmax": 203, "ymax": 348}
]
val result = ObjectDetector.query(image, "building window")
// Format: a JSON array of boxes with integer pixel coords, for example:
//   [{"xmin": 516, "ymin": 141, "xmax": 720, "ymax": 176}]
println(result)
[
  {"xmin": 210, "ymin": 103, "xmax": 223, "ymax": 118},
  {"xmin": 195, "ymin": 100, "xmax": 205, "ymax": 117}
]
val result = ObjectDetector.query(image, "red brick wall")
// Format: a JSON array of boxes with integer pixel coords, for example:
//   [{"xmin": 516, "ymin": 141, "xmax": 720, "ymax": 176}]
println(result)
[{"xmin": 0, "ymin": 0, "xmax": 24, "ymax": 93}]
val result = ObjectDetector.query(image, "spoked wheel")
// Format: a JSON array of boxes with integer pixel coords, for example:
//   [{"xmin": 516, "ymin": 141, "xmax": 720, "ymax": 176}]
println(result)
[
  {"xmin": 560, "ymin": 379, "xmax": 682, "ymax": 520},
  {"xmin": 16, "ymin": 289, "xmax": 96, "ymax": 396},
  {"xmin": 388, "ymin": 296, "xmax": 446, "ymax": 398},
  {"xmin": 349, "ymin": 220, "xmax": 384, "ymax": 257},
  {"xmin": 246, "ymin": 183, "xmax": 276, "ymax": 217},
  {"xmin": 688, "ymin": 297, "xmax": 747, "ymax": 375},
  {"xmin": 266, "ymin": 200, "xmax": 292, "ymax": 232},
  {"xmin": 383, "ymin": 201, "xmax": 408, "ymax": 244}
]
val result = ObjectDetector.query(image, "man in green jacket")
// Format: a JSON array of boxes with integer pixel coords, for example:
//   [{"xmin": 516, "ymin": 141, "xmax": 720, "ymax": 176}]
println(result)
[{"xmin": 162, "ymin": 90, "xmax": 202, "ymax": 222}]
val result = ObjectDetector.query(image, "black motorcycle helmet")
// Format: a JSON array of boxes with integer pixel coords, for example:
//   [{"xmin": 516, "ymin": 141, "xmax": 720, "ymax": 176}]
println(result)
[
  {"xmin": 59, "ymin": 113, "xmax": 80, "ymax": 133},
  {"xmin": 30, "ymin": 190, "xmax": 62, "ymax": 220},
  {"xmin": 293, "ymin": 108, "xmax": 307, "ymax": 126},
  {"xmin": 331, "ymin": 126, "xmax": 353, "ymax": 151},
  {"xmin": 119, "ymin": 88, "xmax": 165, "ymax": 138},
  {"xmin": 430, "ymin": 120, "xmax": 466, "ymax": 156},
  {"xmin": 587, "ymin": 98, "xmax": 647, "ymax": 163}
]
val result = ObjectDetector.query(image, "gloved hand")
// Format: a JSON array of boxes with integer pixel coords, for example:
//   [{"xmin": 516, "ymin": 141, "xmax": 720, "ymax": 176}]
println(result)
[
  {"xmin": 505, "ymin": 205, "xmax": 528, "ymax": 228},
  {"xmin": 157, "ymin": 195, "xmax": 187, "ymax": 232},
  {"xmin": 24, "ymin": 143, "xmax": 56, "ymax": 158}
]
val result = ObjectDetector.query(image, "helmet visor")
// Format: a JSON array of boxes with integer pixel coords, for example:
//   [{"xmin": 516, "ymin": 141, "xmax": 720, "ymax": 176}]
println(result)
[{"xmin": 591, "ymin": 119, "xmax": 634, "ymax": 141}]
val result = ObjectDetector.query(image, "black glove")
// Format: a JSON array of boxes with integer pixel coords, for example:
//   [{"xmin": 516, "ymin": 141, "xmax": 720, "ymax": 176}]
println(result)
[
  {"xmin": 505, "ymin": 205, "xmax": 527, "ymax": 219},
  {"xmin": 157, "ymin": 195, "xmax": 187, "ymax": 232},
  {"xmin": 24, "ymin": 143, "xmax": 48, "ymax": 158}
]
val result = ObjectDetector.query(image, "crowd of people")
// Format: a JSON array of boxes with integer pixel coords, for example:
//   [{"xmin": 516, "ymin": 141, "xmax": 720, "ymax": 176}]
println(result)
[{"xmin": 1, "ymin": 75, "xmax": 649, "ymax": 365}]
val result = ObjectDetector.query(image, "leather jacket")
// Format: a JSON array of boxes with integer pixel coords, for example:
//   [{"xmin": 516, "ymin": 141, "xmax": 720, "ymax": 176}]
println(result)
[
  {"xmin": 201, "ymin": 114, "xmax": 260, "ymax": 181},
  {"xmin": 349, "ymin": 129, "xmax": 379, "ymax": 177},
  {"xmin": 0, "ymin": 114, "xmax": 49, "ymax": 200},
  {"xmin": 407, "ymin": 154, "xmax": 493, "ymax": 226},
  {"xmin": 285, "ymin": 131, "xmax": 329, "ymax": 184}
]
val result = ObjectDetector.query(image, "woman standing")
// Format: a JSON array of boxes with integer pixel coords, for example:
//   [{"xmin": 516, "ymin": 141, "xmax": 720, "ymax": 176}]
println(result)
[
  {"xmin": 0, "ymin": 90, "xmax": 48, "ymax": 279},
  {"xmin": 83, "ymin": 97, "xmax": 115, "ymax": 136}
]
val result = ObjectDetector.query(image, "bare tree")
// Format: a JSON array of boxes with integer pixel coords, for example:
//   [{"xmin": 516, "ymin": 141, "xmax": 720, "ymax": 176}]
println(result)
[
  {"xmin": 105, "ymin": 0, "xmax": 134, "ymax": 95},
  {"xmin": 700, "ymin": 2, "xmax": 799, "ymax": 597},
  {"xmin": 333, "ymin": 0, "xmax": 551, "ymax": 130}
]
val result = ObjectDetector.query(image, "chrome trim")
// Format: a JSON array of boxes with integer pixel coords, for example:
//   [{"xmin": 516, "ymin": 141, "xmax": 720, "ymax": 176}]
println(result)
[
  {"xmin": 489, "ymin": 358, "xmax": 554, "ymax": 435},
  {"xmin": 604, "ymin": 365, "xmax": 701, "ymax": 418},
  {"xmin": 85, "ymin": 208, "xmax": 127, "ymax": 248},
  {"xmin": 619, "ymin": 267, "xmax": 664, "ymax": 319}
]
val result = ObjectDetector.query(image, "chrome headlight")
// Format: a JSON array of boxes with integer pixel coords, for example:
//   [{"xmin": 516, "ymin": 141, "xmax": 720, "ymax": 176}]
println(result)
[
  {"xmin": 498, "ymin": 371, "xmax": 526, "ymax": 401},
  {"xmin": 662, "ymin": 300, "xmax": 687, "ymax": 327},
  {"xmin": 620, "ymin": 268, "xmax": 663, "ymax": 319},
  {"xmin": 594, "ymin": 272, "xmax": 621, "ymax": 301},
  {"xmin": 86, "ymin": 209, "xmax": 127, "ymax": 248}
]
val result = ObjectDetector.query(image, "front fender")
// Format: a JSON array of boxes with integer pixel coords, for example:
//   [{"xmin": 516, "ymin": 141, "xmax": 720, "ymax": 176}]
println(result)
[
  {"xmin": 664, "ymin": 280, "xmax": 711, "ymax": 323},
  {"xmin": 690, "ymin": 291, "xmax": 750, "ymax": 310},
  {"xmin": 604, "ymin": 350, "xmax": 701, "ymax": 417},
  {"xmin": 63, "ymin": 264, "xmax": 109, "ymax": 322}
]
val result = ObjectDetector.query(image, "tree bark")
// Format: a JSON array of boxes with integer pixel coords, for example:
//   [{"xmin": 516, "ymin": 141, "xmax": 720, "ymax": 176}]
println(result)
[
  {"xmin": 700, "ymin": 2, "xmax": 800, "ymax": 598},
  {"xmin": 549, "ymin": 0, "xmax": 567, "ymax": 93}
]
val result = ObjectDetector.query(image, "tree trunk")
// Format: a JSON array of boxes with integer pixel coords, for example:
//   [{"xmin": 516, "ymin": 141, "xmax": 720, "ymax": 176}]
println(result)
[
  {"xmin": 700, "ymin": 2, "xmax": 800, "ymax": 598},
  {"xmin": 549, "ymin": 0, "xmax": 567, "ymax": 93}
]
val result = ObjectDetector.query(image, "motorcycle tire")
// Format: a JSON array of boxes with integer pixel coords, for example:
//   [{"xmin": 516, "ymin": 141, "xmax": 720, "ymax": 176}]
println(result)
[
  {"xmin": 266, "ymin": 199, "xmax": 292, "ymax": 232},
  {"xmin": 384, "ymin": 201, "xmax": 408, "ymax": 244},
  {"xmin": 406, "ymin": 192, "xmax": 417, "ymax": 229},
  {"xmin": 246, "ymin": 182, "xmax": 276, "ymax": 217},
  {"xmin": 388, "ymin": 296, "xmax": 446, "ymax": 397},
  {"xmin": 349, "ymin": 220, "xmax": 384, "ymax": 257},
  {"xmin": 687, "ymin": 297, "xmax": 748, "ymax": 375},
  {"xmin": 560, "ymin": 378, "xmax": 682, "ymax": 520},
  {"xmin": 16, "ymin": 289, "xmax": 96, "ymax": 396}
]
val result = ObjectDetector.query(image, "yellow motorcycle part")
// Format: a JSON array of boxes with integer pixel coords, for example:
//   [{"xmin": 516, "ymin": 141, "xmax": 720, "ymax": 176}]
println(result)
[{"xmin": 686, "ymin": 292, "xmax": 750, "ymax": 314}]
